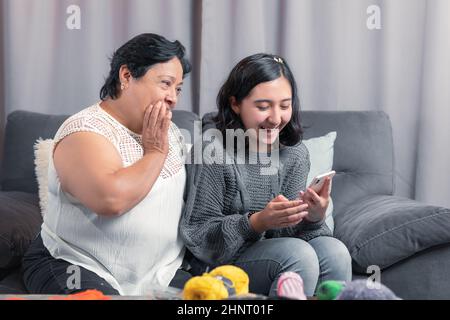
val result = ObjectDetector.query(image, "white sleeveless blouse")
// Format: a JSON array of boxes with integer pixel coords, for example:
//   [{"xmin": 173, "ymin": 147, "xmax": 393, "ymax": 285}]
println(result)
[{"xmin": 41, "ymin": 103, "xmax": 187, "ymax": 295}]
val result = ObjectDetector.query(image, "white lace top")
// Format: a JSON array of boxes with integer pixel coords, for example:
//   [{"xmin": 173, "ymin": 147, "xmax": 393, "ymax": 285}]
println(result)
[{"xmin": 41, "ymin": 103, "xmax": 187, "ymax": 295}]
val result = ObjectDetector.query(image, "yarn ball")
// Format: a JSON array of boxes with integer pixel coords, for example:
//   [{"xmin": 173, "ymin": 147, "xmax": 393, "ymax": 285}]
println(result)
[
  {"xmin": 49, "ymin": 289, "xmax": 111, "ymax": 300},
  {"xmin": 316, "ymin": 280, "xmax": 346, "ymax": 300},
  {"xmin": 277, "ymin": 271, "xmax": 307, "ymax": 300},
  {"xmin": 183, "ymin": 275, "xmax": 229, "ymax": 300},
  {"xmin": 183, "ymin": 265, "xmax": 250, "ymax": 300},
  {"xmin": 336, "ymin": 280, "xmax": 401, "ymax": 300},
  {"xmin": 208, "ymin": 265, "xmax": 249, "ymax": 295}
]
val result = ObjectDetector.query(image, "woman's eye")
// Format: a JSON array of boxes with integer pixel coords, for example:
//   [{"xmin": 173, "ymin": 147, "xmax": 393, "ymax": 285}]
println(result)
[
  {"xmin": 161, "ymin": 80, "xmax": 171, "ymax": 87},
  {"xmin": 257, "ymin": 106, "xmax": 270, "ymax": 111},
  {"xmin": 281, "ymin": 105, "xmax": 291, "ymax": 110},
  {"xmin": 176, "ymin": 87, "xmax": 182, "ymax": 95}
]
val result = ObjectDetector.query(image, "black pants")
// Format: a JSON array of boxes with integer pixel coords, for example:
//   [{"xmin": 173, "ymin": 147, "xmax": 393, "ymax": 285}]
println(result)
[{"xmin": 22, "ymin": 234, "xmax": 192, "ymax": 295}]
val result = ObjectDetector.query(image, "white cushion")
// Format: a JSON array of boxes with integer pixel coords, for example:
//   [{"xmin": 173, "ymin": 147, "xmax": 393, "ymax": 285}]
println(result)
[
  {"xmin": 34, "ymin": 138, "xmax": 54, "ymax": 217},
  {"xmin": 303, "ymin": 132, "xmax": 337, "ymax": 233}
]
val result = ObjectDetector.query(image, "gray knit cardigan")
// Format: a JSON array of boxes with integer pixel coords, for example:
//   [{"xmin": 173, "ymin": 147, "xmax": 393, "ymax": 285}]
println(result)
[{"xmin": 180, "ymin": 138, "xmax": 332, "ymax": 267}]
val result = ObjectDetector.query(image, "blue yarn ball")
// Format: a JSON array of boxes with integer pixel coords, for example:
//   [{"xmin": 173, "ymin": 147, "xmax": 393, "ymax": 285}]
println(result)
[{"xmin": 336, "ymin": 280, "xmax": 400, "ymax": 300}]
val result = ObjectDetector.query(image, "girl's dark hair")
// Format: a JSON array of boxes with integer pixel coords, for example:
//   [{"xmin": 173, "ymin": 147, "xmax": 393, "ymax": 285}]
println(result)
[
  {"xmin": 100, "ymin": 33, "xmax": 191, "ymax": 100},
  {"xmin": 214, "ymin": 53, "xmax": 303, "ymax": 147}
]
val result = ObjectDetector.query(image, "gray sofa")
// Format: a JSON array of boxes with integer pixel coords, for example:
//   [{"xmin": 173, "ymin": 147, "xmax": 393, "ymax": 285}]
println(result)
[{"xmin": 1, "ymin": 109, "xmax": 450, "ymax": 299}]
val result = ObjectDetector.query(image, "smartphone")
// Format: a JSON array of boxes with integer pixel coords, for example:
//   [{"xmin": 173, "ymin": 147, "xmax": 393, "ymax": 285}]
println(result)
[{"xmin": 307, "ymin": 170, "xmax": 336, "ymax": 193}]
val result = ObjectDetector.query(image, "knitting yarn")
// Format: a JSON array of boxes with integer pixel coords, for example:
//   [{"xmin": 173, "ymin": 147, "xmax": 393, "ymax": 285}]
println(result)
[
  {"xmin": 183, "ymin": 275, "xmax": 230, "ymax": 300},
  {"xmin": 183, "ymin": 265, "xmax": 249, "ymax": 300},
  {"xmin": 316, "ymin": 280, "xmax": 346, "ymax": 300},
  {"xmin": 336, "ymin": 280, "xmax": 401, "ymax": 300},
  {"xmin": 208, "ymin": 265, "xmax": 249, "ymax": 295},
  {"xmin": 49, "ymin": 289, "xmax": 111, "ymax": 300},
  {"xmin": 276, "ymin": 271, "xmax": 307, "ymax": 300}
]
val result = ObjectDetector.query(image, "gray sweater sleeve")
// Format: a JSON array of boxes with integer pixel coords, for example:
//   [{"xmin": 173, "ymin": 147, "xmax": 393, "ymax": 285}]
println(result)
[
  {"xmin": 180, "ymin": 147, "xmax": 262, "ymax": 266},
  {"xmin": 266, "ymin": 143, "xmax": 332, "ymax": 240}
]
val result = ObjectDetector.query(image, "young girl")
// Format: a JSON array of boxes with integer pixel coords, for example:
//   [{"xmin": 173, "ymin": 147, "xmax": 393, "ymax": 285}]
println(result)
[{"xmin": 180, "ymin": 53, "xmax": 351, "ymax": 297}]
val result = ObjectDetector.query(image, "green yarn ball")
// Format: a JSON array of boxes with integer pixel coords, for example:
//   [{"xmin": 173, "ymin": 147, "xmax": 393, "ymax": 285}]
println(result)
[{"xmin": 316, "ymin": 280, "xmax": 346, "ymax": 300}]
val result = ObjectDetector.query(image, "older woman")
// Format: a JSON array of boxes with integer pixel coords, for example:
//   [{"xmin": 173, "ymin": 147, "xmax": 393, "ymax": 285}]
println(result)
[{"xmin": 22, "ymin": 33, "xmax": 191, "ymax": 295}]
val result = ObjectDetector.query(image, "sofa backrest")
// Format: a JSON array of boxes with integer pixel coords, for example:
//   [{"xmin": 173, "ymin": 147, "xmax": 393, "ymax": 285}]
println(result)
[
  {"xmin": 300, "ymin": 111, "xmax": 394, "ymax": 217},
  {"xmin": 0, "ymin": 109, "xmax": 200, "ymax": 194},
  {"xmin": 1, "ymin": 109, "xmax": 393, "ymax": 218},
  {"xmin": 1, "ymin": 111, "xmax": 68, "ymax": 194},
  {"xmin": 202, "ymin": 110, "xmax": 394, "ymax": 218}
]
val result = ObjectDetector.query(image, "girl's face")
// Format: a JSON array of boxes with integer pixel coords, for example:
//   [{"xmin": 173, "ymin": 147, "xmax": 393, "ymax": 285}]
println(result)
[{"xmin": 231, "ymin": 76, "xmax": 293, "ymax": 148}]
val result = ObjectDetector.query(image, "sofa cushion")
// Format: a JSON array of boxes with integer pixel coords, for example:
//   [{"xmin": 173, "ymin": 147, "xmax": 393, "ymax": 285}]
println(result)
[
  {"xmin": 0, "ymin": 192, "xmax": 42, "ymax": 270},
  {"xmin": 1, "ymin": 111, "xmax": 69, "ymax": 194},
  {"xmin": 302, "ymin": 132, "xmax": 336, "ymax": 233},
  {"xmin": 300, "ymin": 111, "xmax": 394, "ymax": 218},
  {"xmin": 334, "ymin": 195, "xmax": 450, "ymax": 273},
  {"xmin": 172, "ymin": 110, "xmax": 202, "ymax": 144}
]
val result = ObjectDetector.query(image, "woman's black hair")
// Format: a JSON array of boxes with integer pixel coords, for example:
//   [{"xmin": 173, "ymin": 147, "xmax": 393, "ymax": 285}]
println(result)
[
  {"xmin": 214, "ymin": 53, "xmax": 303, "ymax": 147},
  {"xmin": 100, "ymin": 33, "xmax": 191, "ymax": 100}
]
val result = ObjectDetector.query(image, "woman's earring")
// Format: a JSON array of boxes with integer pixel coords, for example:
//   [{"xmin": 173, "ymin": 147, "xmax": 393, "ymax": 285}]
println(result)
[{"xmin": 120, "ymin": 83, "xmax": 125, "ymax": 90}]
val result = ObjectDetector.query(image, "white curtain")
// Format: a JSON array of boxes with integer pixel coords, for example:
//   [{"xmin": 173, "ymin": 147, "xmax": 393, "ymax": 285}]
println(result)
[
  {"xmin": 1, "ymin": 0, "xmax": 449, "ymax": 207},
  {"xmin": 415, "ymin": 0, "xmax": 450, "ymax": 207},
  {"xmin": 0, "ymin": 2, "xmax": 4, "ymax": 163}
]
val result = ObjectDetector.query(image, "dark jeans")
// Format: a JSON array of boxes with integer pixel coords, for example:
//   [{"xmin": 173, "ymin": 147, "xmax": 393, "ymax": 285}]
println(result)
[{"xmin": 22, "ymin": 234, "xmax": 191, "ymax": 295}]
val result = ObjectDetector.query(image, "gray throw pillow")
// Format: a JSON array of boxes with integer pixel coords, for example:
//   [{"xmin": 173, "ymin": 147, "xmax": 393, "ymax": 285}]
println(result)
[
  {"xmin": 303, "ymin": 132, "xmax": 336, "ymax": 233},
  {"xmin": 334, "ymin": 195, "xmax": 450, "ymax": 273}
]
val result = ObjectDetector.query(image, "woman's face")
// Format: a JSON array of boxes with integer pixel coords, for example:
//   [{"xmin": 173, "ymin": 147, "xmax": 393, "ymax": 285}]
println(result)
[
  {"xmin": 231, "ymin": 76, "xmax": 293, "ymax": 148},
  {"xmin": 125, "ymin": 57, "xmax": 184, "ymax": 113}
]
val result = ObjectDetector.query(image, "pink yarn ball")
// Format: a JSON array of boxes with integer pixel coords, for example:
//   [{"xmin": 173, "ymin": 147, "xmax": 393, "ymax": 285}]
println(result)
[{"xmin": 277, "ymin": 271, "xmax": 307, "ymax": 300}]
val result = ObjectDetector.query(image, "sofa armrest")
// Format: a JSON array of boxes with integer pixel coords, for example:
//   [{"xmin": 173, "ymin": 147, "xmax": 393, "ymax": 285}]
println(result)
[{"xmin": 334, "ymin": 195, "xmax": 450, "ymax": 273}]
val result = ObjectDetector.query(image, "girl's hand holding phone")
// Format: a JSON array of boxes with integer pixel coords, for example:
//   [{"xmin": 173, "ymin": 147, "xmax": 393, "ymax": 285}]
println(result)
[
  {"xmin": 249, "ymin": 195, "xmax": 309, "ymax": 233},
  {"xmin": 300, "ymin": 176, "xmax": 332, "ymax": 223}
]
